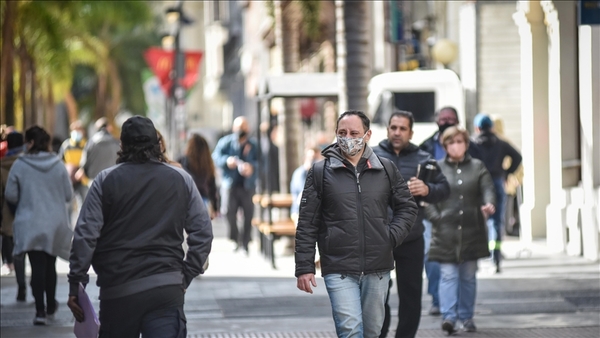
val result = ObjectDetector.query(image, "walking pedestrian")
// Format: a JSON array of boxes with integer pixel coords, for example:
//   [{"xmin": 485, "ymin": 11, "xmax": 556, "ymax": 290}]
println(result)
[
  {"xmin": 4, "ymin": 126, "xmax": 74, "ymax": 325},
  {"xmin": 0, "ymin": 131, "xmax": 28, "ymax": 301},
  {"xmin": 419, "ymin": 106, "xmax": 479, "ymax": 315},
  {"xmin": 179, "ymin": 133, "xmax": 220, "ymax": 219},
  {"xmin": 295, "ymin": 110, "xmax": 418, "ymax": 337},
  {"xmin": 424, "ymin": 126, "xmax": 496, "ymax": 335},
  {"xmin": 76, "ymin": 117, "xmax": 120, "ymax": 185},
  {"xmin": 472, "ymin": 114, "xmax": 522, "ymax": 273},
  {"xmin": 67, "ymin": 116, "xmax": 213, "ymax": 337},
  {"xmin": 212, "ymin": 116, "xmax": 258, "ymax": 254},
  {"xmin": 374, "ymin": 110, "xmax": 450, "ymax": 338}
]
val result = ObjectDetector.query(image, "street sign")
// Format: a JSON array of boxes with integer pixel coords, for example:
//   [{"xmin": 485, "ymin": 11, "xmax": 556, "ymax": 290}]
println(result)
[{"xmin": 580, "ymin": 0, "xmax": 600, "ymax": 25}]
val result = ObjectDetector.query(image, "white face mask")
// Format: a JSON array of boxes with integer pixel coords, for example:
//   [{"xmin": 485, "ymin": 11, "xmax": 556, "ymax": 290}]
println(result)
[
  {"xmin": 71, "ymin": 130, "xmax": 83, "ymax": 142},
  {"xmin": 337, "ymin": 132, "xmax": 368, "ymax": 157}
]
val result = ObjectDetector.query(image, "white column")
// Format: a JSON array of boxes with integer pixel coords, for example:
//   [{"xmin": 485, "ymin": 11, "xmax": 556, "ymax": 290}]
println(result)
[
  {"xmin": 459, "ymin": 2, "xmax": 477, "ymax": 124},
  {"xmin": 541, "ymin": 0, "xmax": 580, "ymax": 253},
  {"xmin": 513, "ymin": 1, "xmax": 550, "ymax": 244},
  {"xmin": 579, "ymin": 24, "xmax": 600, "ymax": 261}
]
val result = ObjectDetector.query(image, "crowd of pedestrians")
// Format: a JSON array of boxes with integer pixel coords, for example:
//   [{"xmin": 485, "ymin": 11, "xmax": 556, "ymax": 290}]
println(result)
[{"xmin": 0, "ymin": 105, "xmax": 521, "ymax": 337}]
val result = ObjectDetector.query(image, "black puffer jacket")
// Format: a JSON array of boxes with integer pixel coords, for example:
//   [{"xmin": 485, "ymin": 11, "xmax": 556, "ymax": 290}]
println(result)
[
  {"xmin": 425, "ymin": 155, "xmax": 495, "ymax": 263},
  {"xmin": 373, "ymin": 141, "xmax": 450, "ymax": 243},
  {"xmin": 295, "ymin": 144, "xmax": 418, "ymax": 277}
]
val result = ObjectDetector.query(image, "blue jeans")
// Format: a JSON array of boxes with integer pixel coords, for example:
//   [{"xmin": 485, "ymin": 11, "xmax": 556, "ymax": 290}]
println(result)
[
  {"xmin": 488, "ymin": 178, "xmax": 506, "ymax": 250},
  {"xmin": 324, "ymin": 272, "xmax": 390, "ymax": 338},
  {"xmin": 423, "ymin": 219, "xmax": 440, "ymax": 307},
  {"xmin": 439, "ymin": 261, "xmax": 478, "ymax": 323}
]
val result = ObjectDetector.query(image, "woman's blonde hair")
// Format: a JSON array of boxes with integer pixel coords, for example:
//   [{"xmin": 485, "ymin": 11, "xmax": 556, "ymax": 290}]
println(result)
[{"xmin": 440, "ymin": 125, "xmax": 470, "ymax": 149}]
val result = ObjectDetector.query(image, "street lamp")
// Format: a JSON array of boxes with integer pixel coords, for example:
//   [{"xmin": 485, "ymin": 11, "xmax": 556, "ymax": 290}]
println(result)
[{"xmin": 164, "ymin": 1, "xmax": 193, "ymax": 159}]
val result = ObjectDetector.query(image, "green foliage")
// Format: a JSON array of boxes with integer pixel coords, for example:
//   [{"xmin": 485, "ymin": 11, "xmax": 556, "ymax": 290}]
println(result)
[{"xmin": 298, "ymin": 0, "xmax": 320, "ymax": 41}]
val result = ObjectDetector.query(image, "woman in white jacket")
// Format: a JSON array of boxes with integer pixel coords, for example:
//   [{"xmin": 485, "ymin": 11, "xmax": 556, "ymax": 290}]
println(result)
[{"xmin": 5, "ymin": 126, "xmax": 73, "ymax": 326}]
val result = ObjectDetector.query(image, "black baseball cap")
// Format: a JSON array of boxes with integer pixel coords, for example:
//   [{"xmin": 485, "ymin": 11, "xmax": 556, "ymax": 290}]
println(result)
[{"xmin": 120, "ymin": 116, "xmax": 158, "ymax": 147}]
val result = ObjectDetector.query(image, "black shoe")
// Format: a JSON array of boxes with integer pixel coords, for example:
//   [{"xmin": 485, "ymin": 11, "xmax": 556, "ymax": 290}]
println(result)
[
  {"xmin": 47, "ymin": 300, "xmax": 59, "ymax": 318},
  {"xmin": 429, "ymin": 305, "xmax": 441, "ymax": 316},
  {"xmin": 442, "ymin": 320, "xmax": 456, "ymax": 336},
  {"xmin": 16, "ymin": 286, "xmax": 26, "ymax": 302},
  {"xmin": 33, "ymin": 312, "xmax": 46, "ymax": 326}
]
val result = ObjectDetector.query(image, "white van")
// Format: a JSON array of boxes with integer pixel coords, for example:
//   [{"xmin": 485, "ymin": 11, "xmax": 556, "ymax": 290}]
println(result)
[{"xmin": 367, "ymin": 69, "xmax": 465, "ymax": 146}]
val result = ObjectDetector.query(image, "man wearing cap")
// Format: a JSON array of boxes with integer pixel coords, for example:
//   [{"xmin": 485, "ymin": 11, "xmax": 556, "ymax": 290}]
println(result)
[
  {"xmin": 67, "ymin": 116, "xmax": 213, "ymax": 337},
  {"xmin": 472, "ymin": 114, "xmax": 522, "ymax": 273}
]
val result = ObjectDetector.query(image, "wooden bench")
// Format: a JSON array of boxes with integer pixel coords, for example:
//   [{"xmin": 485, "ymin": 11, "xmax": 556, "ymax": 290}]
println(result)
[{"xmin": 252, "ymin": 194, "xmax": 296, "ymax": 269}]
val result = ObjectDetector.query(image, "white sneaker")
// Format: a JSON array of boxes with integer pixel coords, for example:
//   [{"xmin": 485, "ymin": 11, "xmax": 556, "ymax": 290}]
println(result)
[{"xmin": 33, "ymin": 313, "xmax": 46, "ymax": 326}]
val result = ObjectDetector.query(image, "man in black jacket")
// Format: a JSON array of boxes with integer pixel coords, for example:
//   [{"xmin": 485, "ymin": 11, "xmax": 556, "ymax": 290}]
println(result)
[
  {"xmin": 374, "ymin": 110, "xmax": 451, "ymax": 338},
  {"xmin": 295, "ymin": 110, "xmax": 418, "ymax": 338},
  {"xmin": 472, "ymin": 114, "xmax": 522, "ymax": 273},
  {"xmin": 67, "ymin": 116, "xmax": 213, "ymax": 337}
]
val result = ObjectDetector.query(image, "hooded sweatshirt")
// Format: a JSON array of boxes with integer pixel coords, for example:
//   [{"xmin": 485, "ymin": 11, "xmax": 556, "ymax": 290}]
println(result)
[{"xmin": 4, "ymin": 152, "xmax": 73, "ymax": 259}]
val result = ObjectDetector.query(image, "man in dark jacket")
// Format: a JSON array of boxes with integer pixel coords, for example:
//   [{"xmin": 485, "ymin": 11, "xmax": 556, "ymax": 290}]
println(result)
[
  {"xmin": 295, "ymin": 110, "xmax": 418, "ymax": 338},
  {"xmin": 374, "ymin": 110, "xmax": 450, "ymax": 338},
  {"xmin": 67, "ymin": 116, "xmax": 213, "ymax": 337},
  {"xmin": 472, "ymin": 114, "xmax": 522, "ymax": 272}
]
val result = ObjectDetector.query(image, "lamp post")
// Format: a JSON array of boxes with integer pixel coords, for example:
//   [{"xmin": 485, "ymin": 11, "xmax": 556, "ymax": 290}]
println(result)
[{"xmin": 165, "ymin": 1, "xmax": 189, "ymax": 159}]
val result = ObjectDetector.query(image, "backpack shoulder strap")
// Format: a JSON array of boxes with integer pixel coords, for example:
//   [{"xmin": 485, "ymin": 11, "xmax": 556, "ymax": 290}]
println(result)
[
  {"xmin": 376, "ymin": 155, "xmax": 396, "ymax": 192},
  {"xmin": 312, "ymin": 159, "xmax": 326, "ymax": 199}
]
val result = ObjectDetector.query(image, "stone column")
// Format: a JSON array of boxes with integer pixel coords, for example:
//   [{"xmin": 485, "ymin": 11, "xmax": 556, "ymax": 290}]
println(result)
[
  {"xmin": 513, "ymin": 1, "xmax": 550, "ymax": 244},
  {"xmin": 541, "ymin": 0, "xmax": 580, "ymax": 253},
  {"xmin": 579, "ymin": 24, "xmax": 600, "ymax": 261}
]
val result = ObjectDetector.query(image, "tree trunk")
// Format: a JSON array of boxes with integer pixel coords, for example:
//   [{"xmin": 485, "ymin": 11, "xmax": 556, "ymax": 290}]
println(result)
[
  {"xmin": 95, "ymin": 69, "xmax": 108, "ymax": 120},
  {"xmin": 275, "ymin": 0, "xmax": 301, "ymax": 193},
  {"xmin": 45, "ymin": 78, "xmax": 55, "ymax": 135},
  {"xmin": 1, "ymin": 0, "xmax": 16, "ymax": 126},
  {"xmin": 336, "ymin": 0, "xmax": 370, "ymax": 113},
  {"xmin": 106, "ymin": 58, "xmax": 122, "ymax": 124},
  {"xmin": 64, "ymin": 90, "xmax": 79, "ymax": 125}
]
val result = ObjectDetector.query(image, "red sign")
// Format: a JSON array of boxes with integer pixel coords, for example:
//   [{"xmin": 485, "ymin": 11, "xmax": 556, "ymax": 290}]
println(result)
[{"xmin": 144, "ymin": 47, "xmax": 203, "ymax": 96}]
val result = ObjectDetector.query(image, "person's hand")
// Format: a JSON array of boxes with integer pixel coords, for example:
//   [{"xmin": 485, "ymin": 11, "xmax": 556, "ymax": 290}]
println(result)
[
  {"xmin": 226, "ymin": 156, "xmax": 238, "ymax": 169},
  {"xmin": 74, "ymin": 168, "xmax": 85, "ymax": 182},
  {"xmin": 67, "ymin": 296, "xmax": 84, "ymax": 322},
  {"xmin": 407, "ymin": 177, "xmax": 429, "ymax": 197},
  {"xmin": 481, "ymin": 203, "xmax": 495, "ymax": 217},
  {"xmin": 297, "ymin": 273, "xmax": 317, "ymax": 294},
  {"xmin": 239, "ymin": 163, "xmax": 254, "ymax": 177}
]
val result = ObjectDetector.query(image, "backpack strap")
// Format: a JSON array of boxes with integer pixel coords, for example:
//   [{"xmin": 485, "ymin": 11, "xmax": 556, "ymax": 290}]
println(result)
[
  {"xmin": 312, "ymin": 159, "xmax": 326, "ymax": 199},
  {"xmin": 376, "ymin": 155, "xmax": 396, "ymax": 194}
]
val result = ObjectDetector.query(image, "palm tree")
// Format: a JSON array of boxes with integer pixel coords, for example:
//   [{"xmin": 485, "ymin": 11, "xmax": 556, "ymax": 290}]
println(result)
[{"xmin": 336, "ymin": 0, "xmax": 370, "ymax": 113}]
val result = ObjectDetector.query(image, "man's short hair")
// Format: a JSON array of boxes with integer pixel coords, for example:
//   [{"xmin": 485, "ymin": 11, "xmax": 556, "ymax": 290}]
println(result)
[
  {"xmin": 435, "ymin": 106, "xmax": 459, "ymax": 123},
  {"xmin": 389, "ymin": 110, "xmax": 414, "ymax": 130},
  {"xmin": 336, "ymin": 110, "xmax": 370, "ymax": 132}
]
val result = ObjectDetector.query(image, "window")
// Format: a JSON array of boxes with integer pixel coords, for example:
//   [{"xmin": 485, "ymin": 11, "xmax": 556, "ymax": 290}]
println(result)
[{"xmin": 393, "ymin": 92, "xmax": 435, "ymax": 123}]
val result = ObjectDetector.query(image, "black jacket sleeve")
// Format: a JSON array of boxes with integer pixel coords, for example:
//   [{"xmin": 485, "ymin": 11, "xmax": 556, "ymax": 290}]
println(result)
[
  {"xmin": 502, "ymin": 140, "xmax": 523, "ymax": 175},
  {"xmin": 294, "ymin": 166, "xmax": 322, "ymax": 277},
  {"xmin": 388, "ymin": 164, "xmax": 418, "ymax": 248},
  {"xmin": 422, "ymin": 160, "xmax": 450, "ymax": 204}
]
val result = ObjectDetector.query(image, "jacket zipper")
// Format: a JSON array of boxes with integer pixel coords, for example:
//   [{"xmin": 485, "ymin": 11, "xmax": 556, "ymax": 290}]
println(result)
[
  {"xmin": 355, "ymin": 165, "xmax": 366, "ymax": 274},
  {"xmin": 455, "ymin": 161, "xmax": 463, "ymax": 262}
]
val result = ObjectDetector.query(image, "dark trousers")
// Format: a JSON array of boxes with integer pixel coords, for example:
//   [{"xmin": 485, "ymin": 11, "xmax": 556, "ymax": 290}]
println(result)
[
  {"xmin": 99, "ymin": 285, "xmax": 186, "ymax": 338},
  {"xmin": 226, "ymin": 185, "xmax": 254, "ymax": 249},
  {"xmin": 2, "ymin": 235, "xmax": 14, "ymax": 264},
  {"xmin": 27, "ymin": 251, "xmax": 57, "ymax": 314},
  {"xmin": 381, "ymin": 237, "xmax": 425, "ymax": 338}
]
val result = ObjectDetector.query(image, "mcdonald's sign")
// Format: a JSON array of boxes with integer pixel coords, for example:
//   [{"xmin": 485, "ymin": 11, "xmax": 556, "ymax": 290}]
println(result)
[{"xmin": 144, "ymin": 47, "xmax": 204, "ymax": 96}]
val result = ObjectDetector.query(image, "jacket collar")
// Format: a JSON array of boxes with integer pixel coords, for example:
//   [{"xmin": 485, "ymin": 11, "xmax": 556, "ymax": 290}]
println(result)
[{"xmin": 326, "ymin": 144, "xmax": 384, "ymax": 170}]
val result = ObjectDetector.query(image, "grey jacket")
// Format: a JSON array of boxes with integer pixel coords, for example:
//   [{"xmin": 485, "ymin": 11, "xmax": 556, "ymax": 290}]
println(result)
[
  {"xmin": 68, "ymin": 160, "xmax": 213, "ymax": 300},
  {"xmin": 4, "ymin": 152, "xmax": 73, "ymax": 259},
  {"xmin": 425, "ymin": 155, "xmax": 496, "ymax": 263},
  {"xmin": 80, "ymin": 128, "xmax": 120, "ymax": 180}
]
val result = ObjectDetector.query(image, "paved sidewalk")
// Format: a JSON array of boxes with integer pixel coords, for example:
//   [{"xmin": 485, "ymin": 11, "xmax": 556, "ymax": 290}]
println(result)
[{"xmin": 1, "ymin": 217, "xmax": 599, "ymax": 337}]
